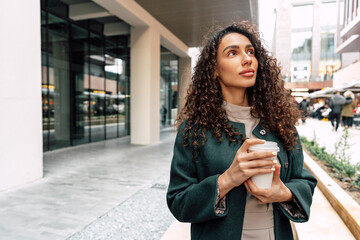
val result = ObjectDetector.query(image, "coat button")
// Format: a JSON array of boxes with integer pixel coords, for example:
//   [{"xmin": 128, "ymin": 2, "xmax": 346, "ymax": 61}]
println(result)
[
  {"xmin": 259, "ymin": 129, "xmax": 266, "ymax": 135},
  {"xmin": 284, "ymin": 162, "xmax": 289, "ymax": 168}
]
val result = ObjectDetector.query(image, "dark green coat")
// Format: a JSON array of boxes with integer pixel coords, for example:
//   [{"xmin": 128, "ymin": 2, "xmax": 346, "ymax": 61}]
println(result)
[{"xmin": 167, "ymin": 121, "xmax": 317, "ymax": 240}]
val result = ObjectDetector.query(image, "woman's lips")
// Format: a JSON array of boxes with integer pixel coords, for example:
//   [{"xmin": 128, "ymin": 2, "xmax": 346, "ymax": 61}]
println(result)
[{"xmin": 239, "ymin": 70, "xmax": 255, "ymax": 77}]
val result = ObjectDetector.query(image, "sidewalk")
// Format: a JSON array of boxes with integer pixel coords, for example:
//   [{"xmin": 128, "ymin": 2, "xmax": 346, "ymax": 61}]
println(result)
[{"xmin": 0, "ymin": 129, "xmax": 177, "ymax": 240}]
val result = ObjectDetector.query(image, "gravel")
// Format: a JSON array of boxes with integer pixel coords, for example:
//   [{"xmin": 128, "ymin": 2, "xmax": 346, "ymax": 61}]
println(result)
[{"xmin": 67, "ymin": 175, "xmax": 175, "ymax": 240}]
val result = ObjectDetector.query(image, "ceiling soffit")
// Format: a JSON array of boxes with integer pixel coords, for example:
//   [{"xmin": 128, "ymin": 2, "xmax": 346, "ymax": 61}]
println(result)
[{"xmin": 135, "ymin": 0, "xmax": 258, "ymax": 47}]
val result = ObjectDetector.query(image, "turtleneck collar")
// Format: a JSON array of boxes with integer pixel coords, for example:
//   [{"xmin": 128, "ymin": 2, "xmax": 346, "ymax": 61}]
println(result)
[{"xmin": 222, "ymin": 101, "xmax": 253, "ymax": 121}]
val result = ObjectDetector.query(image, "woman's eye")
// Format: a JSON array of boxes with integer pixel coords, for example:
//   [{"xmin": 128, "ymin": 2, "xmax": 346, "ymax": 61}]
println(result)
[
  {"xmin": 228, "ymin": 51, "xmax": 236, "ymax": 56},
  {"xmin": 247, "ymin": 49, "xmax": 255, "ymax": 55}
]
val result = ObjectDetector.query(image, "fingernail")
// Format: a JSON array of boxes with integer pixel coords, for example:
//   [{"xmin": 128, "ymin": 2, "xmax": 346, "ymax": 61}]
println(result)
[
  {"xmin": 272, "ymin": 152, "xmax": 277, "ymax": 156},
  {"xmin": 261, "ymin": 140, "xmax": 266, "ymax": 143},
  {"xmin": 271, "ymin": 168, "xmax": 275, "ymax": 171},
  {"xmin": 273, "ymin": 160, "xmax": 278, "ymax": 164}
]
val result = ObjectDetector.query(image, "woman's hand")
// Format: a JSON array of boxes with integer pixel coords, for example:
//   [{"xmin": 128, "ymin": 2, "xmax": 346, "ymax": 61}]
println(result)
[
  {"xmin": 217, "ymin": 139, "xmax": 278, "ymax": 199},
  {"xmin": 244, "ymin": 164, "xmax": 293, "ymax": 204}
]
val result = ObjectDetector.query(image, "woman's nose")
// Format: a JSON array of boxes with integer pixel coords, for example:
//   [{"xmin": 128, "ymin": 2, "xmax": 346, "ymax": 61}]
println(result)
[{"xmin": 241, "ymin": 53, "xmax": 252, "ymax": 65}]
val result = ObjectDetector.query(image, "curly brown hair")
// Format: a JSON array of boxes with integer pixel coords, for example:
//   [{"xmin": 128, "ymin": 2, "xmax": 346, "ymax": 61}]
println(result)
[{"xmin": 177, "ymin": 21, "xmax": 301, "ymax": 157}]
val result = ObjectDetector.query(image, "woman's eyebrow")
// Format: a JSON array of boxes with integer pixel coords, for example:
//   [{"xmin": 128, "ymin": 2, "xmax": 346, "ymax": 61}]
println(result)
[
  {"xmin": 222, "ymin": 45, "xmax": 239, "ymax": 53},
  {"xmin": 222, "ymin": 44, "xmax": 254, "ymax": 53}
]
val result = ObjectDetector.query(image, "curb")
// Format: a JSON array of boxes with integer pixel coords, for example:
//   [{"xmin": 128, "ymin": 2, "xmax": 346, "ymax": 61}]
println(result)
[{"xmin": 303, "ymin": 151, "xmax": 360, "ymax": 238}]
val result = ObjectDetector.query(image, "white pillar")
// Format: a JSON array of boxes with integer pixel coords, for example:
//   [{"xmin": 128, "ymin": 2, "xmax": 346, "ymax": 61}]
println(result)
[
  {"xmin": 0, "ymin": 1, "xmax": 43, "ymax": 191},
  {"xmin": 130, "ymin": 26, "xmax": 160, "ymax": 145}
]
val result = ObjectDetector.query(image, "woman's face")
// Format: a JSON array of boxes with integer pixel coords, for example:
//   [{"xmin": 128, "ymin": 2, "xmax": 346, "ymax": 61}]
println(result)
[{"xmin": 215, "ymin": 33, "xmax": 258, "ymax": 97}]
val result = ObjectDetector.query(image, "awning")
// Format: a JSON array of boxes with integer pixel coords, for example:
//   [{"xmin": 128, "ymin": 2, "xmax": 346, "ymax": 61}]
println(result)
[{"xmin": 307, "ymin": 80, "xmax": 360, "ymax": 99}]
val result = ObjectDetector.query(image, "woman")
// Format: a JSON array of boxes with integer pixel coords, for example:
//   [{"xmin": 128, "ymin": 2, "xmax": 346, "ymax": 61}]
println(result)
[
  {"xmin": 341, "ymin": 91, "xmax": 356, "ymax": 129},
  {"xmin": 166, "ymin": 22, "xmax": 317, "ymax": 240}
]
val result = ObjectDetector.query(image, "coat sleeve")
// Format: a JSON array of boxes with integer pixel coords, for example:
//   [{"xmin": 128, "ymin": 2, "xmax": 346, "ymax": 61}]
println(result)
[
  {"xmin": 166, "ymin": 123, "xmax": 229, "ymax": 223},
  {"xmin": 345, "ymin": 98, "xmax": 353, "ymax": 104},
  {"xmin": 329, "ymin": 97, "xmax": 333, "ymax": 109},
  {"xmin": 277, "ymin": 134, "xmax": 318, "ymax": 223}
]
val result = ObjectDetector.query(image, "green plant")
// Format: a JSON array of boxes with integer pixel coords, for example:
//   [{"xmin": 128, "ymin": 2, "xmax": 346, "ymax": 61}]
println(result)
[
  {"xmin": 334, "ymin": 129, "xmax": 351, "ymax": 164},
  {"xmin": 333, "ymin": 129, "xmax": 357, "ymax": 178},
  {"xmin": 300, "ymin": 133, "xmax": 359, "ymax": 187},
  {"xmin": 352, "ymin": 174, "xmax": 360, "ymax": 187}
]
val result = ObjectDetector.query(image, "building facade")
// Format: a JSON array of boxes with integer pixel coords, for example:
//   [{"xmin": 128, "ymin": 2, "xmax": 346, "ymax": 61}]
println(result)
[
  {"xmin": 0, "ymin": 0, "xmax": 257, "ymax": 191},
  {"xmin": 274, "ymin": 0, "xmax": 341, "ymax": 99},
  {"xmin": 0, "ymin": 0, "xmax": 191, "ymax": 191},
  {"xmin": 334, "ymin": 0, "xmax": 360, "ymax": 87}
]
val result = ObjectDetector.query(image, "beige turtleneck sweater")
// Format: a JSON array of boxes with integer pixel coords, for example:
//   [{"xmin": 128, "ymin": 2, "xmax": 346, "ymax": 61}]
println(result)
[{"xmin": 222, "ymin": 101, "xmax": 275, "ymax": 240}]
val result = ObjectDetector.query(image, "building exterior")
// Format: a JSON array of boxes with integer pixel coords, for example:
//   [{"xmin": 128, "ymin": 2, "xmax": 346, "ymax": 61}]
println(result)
[
  {"xmin": 0, "ymin": 0, "xmax": 257, "ymax": 191},
  {"xmin": 274, "ymin": 0, "xmax": 341, "ymax": 99},
  {"xmin": 334, "ymin": 0, "xmax": 360, "ymax": 87}
]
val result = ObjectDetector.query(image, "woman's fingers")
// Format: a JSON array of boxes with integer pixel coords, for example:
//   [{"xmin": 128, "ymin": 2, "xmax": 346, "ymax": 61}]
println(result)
[
  {"xmin": 226, "ymin": 139, "xmax": 278, "ymax": 188},
  {"xmin": 238, "ymin": 159, "xmax": 277, "ymax": 169},
  {"xmin": 244, "ymin": 181, "xmax": 250, "ymax": 192},
  {"xmin": 237, "ymin": 138, "xmax": 266, "ymax": 154},
  {"xmin": 246, "ymin": 150, "xmax": 277, "ymax": 160}
]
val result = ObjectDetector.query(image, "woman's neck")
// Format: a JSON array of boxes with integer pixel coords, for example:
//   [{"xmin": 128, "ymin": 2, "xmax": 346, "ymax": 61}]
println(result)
[{"xmin": 222, "ymin": 90, "xmax": 249, "ymax": 106}]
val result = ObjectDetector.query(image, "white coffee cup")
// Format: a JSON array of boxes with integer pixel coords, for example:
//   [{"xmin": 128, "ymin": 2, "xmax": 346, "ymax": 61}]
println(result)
[{"xmin": 248, "ymin": 141, "xmax": 280, "ymax": 189}]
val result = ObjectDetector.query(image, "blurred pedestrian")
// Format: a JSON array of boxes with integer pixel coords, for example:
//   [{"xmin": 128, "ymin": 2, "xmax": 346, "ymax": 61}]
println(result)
[
  {"xmin": 341, "ymin": 91, "xmax": 356, "ymax": 129},
  {"xmin": 329, "ymin": 91, "xmax": 352, "ymax": 131},
  {"xmin": 298, "ymin": 97, "xmax": 309, "ymax": 123},
  {"xmin": 167, "ymin": 21, "xmax": 317, "ymax": 240},
  {"xmin": 161, "ymin": 105, "xmax": 167, "ymax": 126},
  {"xmin": 318, "ymin": 104, "xmax": 330, "ymax": 120}
]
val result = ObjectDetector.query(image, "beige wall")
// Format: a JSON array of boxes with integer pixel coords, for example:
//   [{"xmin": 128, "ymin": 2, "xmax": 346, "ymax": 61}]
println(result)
[{"xmin": 333, "ymin": 60, "xmax": 360, "ymax": 87}]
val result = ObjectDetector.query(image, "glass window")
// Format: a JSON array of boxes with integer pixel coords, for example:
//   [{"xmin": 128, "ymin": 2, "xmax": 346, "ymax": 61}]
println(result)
[
  {"xmin": 291, "ymin": 4, "xmax": 313, "ymax": 83},
  {"xmin": 41, "ymin": 3, "xmax": 131, "ymax": 151},
  {"xmin": 291, "ymin": 32, "xmax": 312, "ymax": 60},
  {"xmin": 89, "ymin": 32, "xmax": 105, "ymax": 142},
  {"xmin": 117, "ymin": 46, "xmax": 130, "ymax": 136},
  {"xmin": 292, "ymin": 5, "xmax": 314, "ymax": 30},
  {"xmin": 318, "ymin": 60, "xmax": 341, "ymax": 81},
  {"xmin": 320, "ymin": 32, "xmax": 336, "ymax": 59},
  {"xmin": 41, "ymin": 0, "xmax": 46, "ymax": 9},
  {"xmin": 319, "ymin": 1, "xmax": 341, "ymax": 81},
  {"xmin": 47, "ymin": 0, "xmax": 68, "ymax": 18},
  {"xmin": 71, "ymin": 24, "xmax": 90, "ymax": 145},
  {"xmin": 319, "ymin": 33, "xmax": 341, "ymax": 81},
  {"xmin": 89, "ymin": 19, "xmax": 103, "ymax": 35},
  {"xmin": 105, "ymin": 40, "xmax": 119, "ymax": 139},
  {"xmin": 160, "ymin": 47, "xmax": 179, "ymax": 128},
  {"xmin": 41, "ymin": 10, "xmax": 49, "ymax": 151},
  {"xmin": 47, "ymin": 13, "xmax": 71, "ymax": 150}
]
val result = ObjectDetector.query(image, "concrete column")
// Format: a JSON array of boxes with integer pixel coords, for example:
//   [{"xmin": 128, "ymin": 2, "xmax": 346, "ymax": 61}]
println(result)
[
  {"xmin": 178, "ymin": 57, "xmax": 192, "ymax": 112},
  {"xmin": 0, "ymin": 0, "xmax": 42, "ymax": 191},
  {"xmin": 130, "ymin": 26, "xmax": 160, "ymax": 145},
  {"xmin": 311, "ymin": 0, "xmax": 321, "ymax": 81},
  {"xmin": 274, "ymin": 0, "xmax": 292, "ymax": 80}
]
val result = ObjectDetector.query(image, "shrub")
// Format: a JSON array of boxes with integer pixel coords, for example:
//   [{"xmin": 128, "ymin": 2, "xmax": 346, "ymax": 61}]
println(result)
[{"xmin": 300, "ymin": 132, "xmax": 360, "ymax": 187}]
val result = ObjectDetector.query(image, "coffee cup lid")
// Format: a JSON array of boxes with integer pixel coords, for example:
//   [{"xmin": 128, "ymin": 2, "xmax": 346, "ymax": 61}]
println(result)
[{"xmin": 248, "ymin": 141, "xmax": 280, "ymax": 152}]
